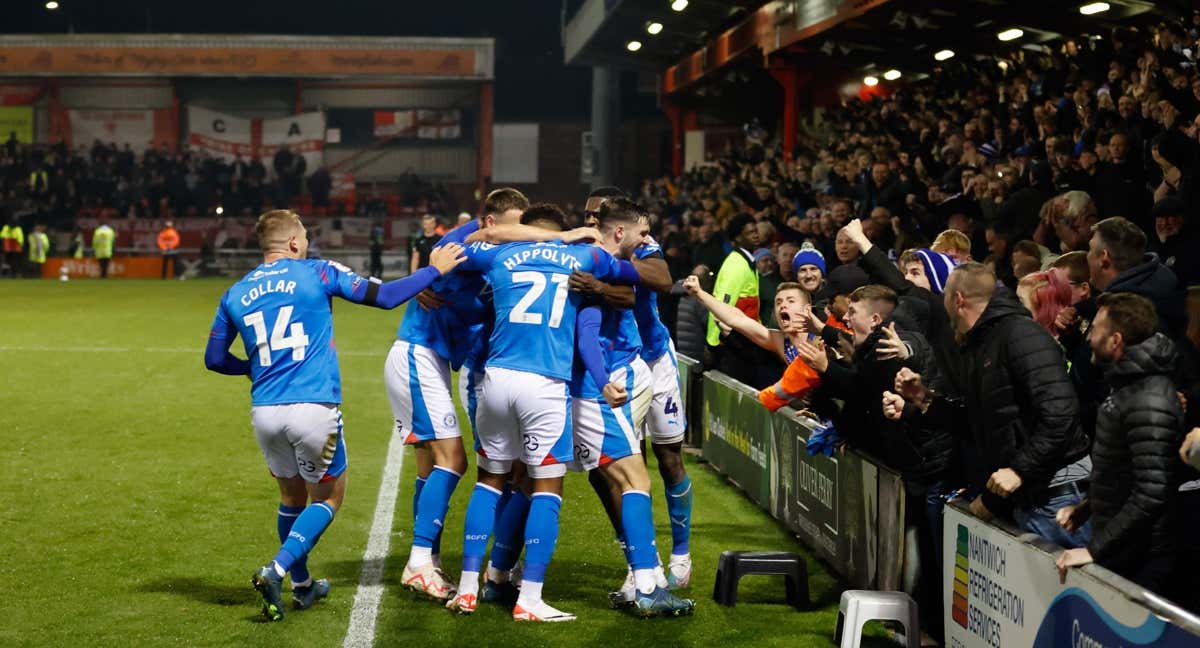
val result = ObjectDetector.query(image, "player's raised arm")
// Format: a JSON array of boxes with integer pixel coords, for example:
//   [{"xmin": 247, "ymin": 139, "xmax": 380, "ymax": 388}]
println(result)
[
  {"xmin": 325, "ymin": 244, "xmax": 468, "ymax": 310},
  {"xmin": 587, "ymin": 246, "xmax": 641, "ymax": 287},
  {"xmin": 681, "ymin": 274, "xmax": 778, "ymax": 352},
  {"xmin": 203, "ymin": 302, "xmax": 251, "ymax": 376},
  {"xmin": 464, "ymin": 223, "xmax": 602, "ymax": 245},
  {"xmin": 632, "ymin": 241, "xmax": 673, "ymax": 292},
  {"xmin": 568, "ymin": 270, "xmax": 635, "ymax": 309},
  {"xmin": 373, "ymin": 243, "xmax": 467, "ymax": 308}
]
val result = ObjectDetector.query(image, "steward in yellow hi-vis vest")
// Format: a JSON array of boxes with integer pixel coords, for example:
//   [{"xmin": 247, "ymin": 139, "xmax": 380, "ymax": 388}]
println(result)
[
  {"xmin": 92, "ymin": 223, "xmax": 115, "ymax": 279},
  {"xmin": 1, "ymin": 219, "xmax": 24, "ymax": 278}
]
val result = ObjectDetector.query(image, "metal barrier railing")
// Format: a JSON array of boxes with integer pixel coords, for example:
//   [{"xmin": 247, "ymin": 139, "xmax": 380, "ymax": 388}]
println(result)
[{"xmin": 678, "ymin": 355, "xmax": 1200, "ymax": 646}]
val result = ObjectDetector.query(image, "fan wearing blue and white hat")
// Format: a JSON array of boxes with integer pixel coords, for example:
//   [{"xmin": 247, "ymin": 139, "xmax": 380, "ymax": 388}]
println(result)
[
  {"xmin": 871, "ymin": 245, "xmax": 958, "ymax": 296},
  {"xmin": 791, "ymin": 242, "xmax": 827, "ymax": 296},
  {"xmin": 839, "ymin": 218, "xmax": 963, "ymax": 383}
]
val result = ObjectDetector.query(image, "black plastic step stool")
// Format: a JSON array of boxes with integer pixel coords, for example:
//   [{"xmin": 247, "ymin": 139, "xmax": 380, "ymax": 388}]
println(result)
[{"xmin": 712, "ymin": 550, "xmax": 809, "ymax": 609}]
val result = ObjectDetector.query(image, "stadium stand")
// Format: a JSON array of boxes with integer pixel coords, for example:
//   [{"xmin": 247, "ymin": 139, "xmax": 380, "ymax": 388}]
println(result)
[
  {"xmin": 5, "ymin": 3, "xmax": 1200, "ymax": 645},
  {"xmin": 598, "ymin": 3, "xmax": 1200, "ymax": 646}
]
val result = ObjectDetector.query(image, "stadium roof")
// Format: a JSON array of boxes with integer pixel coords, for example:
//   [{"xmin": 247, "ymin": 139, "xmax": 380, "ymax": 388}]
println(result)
[
  {"xmin": 779, "ymin": 0, "xmax": 1162, "ymax": 82},
  {"xmin": 563, "ymin": 0, "xmax": 766, "ymax": 69},
  {"xmin": 0, "ymin": 34, "xmax": 495, "ymax": 79},
  {"xmin": 566, "ymin": 0, "xmax": 1162, "ymax": 94}
]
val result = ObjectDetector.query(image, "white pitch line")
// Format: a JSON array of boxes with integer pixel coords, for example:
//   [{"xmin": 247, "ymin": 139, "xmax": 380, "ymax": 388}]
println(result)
[
  {"xmin": 342, "ymin": 428, "xmax": 406, "ymax": 648},
  {"xmin": 0, "ymin": 345, "xmax": 384, "ymax": 357}
]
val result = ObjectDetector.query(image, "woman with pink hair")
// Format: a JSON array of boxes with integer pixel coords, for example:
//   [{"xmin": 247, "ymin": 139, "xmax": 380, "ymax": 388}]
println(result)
[{"xmin": 1016, "ymin": 269, "xmax": 1075, "ymax": 337}]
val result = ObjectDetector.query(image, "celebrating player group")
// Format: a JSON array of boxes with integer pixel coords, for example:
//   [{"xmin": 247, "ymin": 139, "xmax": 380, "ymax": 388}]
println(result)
[{"xmin": 203, "ymin": 187, "xmax": 697, "ymax": 623}]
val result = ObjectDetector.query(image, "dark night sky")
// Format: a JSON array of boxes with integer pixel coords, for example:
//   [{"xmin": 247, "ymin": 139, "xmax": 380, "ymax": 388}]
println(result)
[{"xmin": 15, "ymin": 0, "xmax": 594, "ymax": 121}]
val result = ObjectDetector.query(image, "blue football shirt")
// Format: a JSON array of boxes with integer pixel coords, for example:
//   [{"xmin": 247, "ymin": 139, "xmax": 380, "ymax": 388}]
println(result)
[
  {"xmin": 461, "ymin": 240, "xmax": 629, "ymax": 381},
  {"xmin": 209, "ymin": 258, "xmax": 369, "ymax": 406},
  {"xmin": 633, "ymin": 238, "xmax": 673, "ymax": 362},
  {"xmin": 396, "ymin": 219, "xmax": 489, "ymax": 370},
  {"xmin": 571, "ymin": 304, "xmax": 644, "ymax": 399}
]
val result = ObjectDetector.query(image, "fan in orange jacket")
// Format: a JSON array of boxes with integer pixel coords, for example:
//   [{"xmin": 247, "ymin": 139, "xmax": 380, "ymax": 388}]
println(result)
[{"xmin": 683, "ymin": 274, "xmax": 825, "ymax": 411}]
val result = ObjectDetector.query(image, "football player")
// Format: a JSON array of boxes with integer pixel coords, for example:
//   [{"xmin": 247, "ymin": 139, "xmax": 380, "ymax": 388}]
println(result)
[{"xmin": 204, "ymin": 209, "xmax": 465, "ymax": 621}]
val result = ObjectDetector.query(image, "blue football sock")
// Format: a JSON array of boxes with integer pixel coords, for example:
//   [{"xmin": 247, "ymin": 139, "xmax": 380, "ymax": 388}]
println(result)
[
  {"xmin": 413, "ymin": 474, "xmax": 447, "ymax": 557},
  {"xmin": 489, "ymin": 490, "xmax": 531, "ymax": 571},
  {"xmin": 521, "ymin": 492, "xmax": 562, "ymax": 586},
  {"xmin": 665, "ymin": 476, "xmax": 693, "ymax": 556},
  {"xmin": 273, "ymin": 501, "xmax": 335, "ymax": 573},
  {"xmin": 413, "ymin": 466, "xmax": 461, "ymax": 549},
  {"xmin": 412, "ymin": 475, "xmax": 426, "ymax": 524},
  {"xmin": 461, "ymin": 483, "xmax": 503, "ymax": 572},
  {"xmin": 494, "ymin": 483, "xmax": 513, "ymax": 532},
  {"xmin": 277, "ymin": 504, "xmax": 310, "ymax": 583},
  {"xmin": 621, "ymin": 491, "xmax": 657, "ymax": 570}
]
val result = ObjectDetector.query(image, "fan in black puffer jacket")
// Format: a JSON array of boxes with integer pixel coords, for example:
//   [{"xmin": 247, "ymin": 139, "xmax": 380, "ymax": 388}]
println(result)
[
  {"xmin": 925, "ymin": 289, "xmax": 1092, "ymax": 521},
  {"xmin": 1086, "ymin": 332, "xmax": 1184, "ymax": 590},
  {"xmin": 887, "ymin": 323, "xmax": 957, "ymax": 485},
  {"xmin": 1104, "ymin": 254, "xmax": 1186, "ymax": 335}
]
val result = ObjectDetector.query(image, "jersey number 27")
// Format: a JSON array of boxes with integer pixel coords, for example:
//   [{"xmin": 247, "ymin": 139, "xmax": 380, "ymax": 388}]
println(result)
[{"xmin": 243, "ymin": 305, "xmax": 310, "ymax": 366}]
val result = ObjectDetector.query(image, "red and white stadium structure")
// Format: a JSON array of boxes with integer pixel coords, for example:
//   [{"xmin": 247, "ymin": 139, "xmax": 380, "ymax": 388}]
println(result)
[{"xmin": 0, "ymin": 34, "xmax": 498, "ymax": 275}]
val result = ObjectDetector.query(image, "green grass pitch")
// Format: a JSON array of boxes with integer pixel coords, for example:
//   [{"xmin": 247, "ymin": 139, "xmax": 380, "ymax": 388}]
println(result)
[{"xmin": 0, "ymin": 278, "xmax": 889, "ymax": 647}]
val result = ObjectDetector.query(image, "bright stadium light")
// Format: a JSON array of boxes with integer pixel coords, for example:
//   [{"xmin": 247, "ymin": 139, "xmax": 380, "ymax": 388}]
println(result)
[
  {"xmin": 45, "ymin": 1, "xmax": 59, "ymax": 9},
  {"xmin": 626, "ymin": 40, "xmax": 642, "ymax": 52},
  {"xmin": 647, "ymin": 22, "xmax": 663, "ymax": 35},
  {"xmin": 883, "ymin": 69, "xmax": 901, "ymax": 81},
  {"xmin": 997, "ymin": 28, "xmax": 1024, "ymax": 41},
  {"xmin": 863, "ymin": 75, "xmax": 879, "ymax": 87},
  {"xmin": 671, "ymin": 0, "xmax": 688, "ymax": 12},
  {"xmin": 934, "ymin": 49, "xmax": 955, "ymax": 61},
  {"xmin": 215, "ymin": 205, "xmax": 224, "ymax": 215},
  {"xmin": 1079, "ymin": 2, "xmax": 1110, "ymax": 15}
]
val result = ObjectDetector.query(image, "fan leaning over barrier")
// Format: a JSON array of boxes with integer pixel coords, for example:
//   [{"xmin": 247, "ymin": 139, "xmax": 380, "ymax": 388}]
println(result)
[{"xmin": 682, "ymin": 274, "xmax": 822, "ymax": 411}]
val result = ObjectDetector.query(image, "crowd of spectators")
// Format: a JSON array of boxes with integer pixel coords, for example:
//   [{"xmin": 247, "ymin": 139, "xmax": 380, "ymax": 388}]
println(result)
[
  {"xmin": 0, "ymin": 136, "xmax": 456, "ymax": 232},
  {"xmin": 1, "ymin": 9, "xmax": 1198, "ymax": 638},
  {"xmin": 655, "ymin": 12, "xmax": 1200, "ymax": 642}
]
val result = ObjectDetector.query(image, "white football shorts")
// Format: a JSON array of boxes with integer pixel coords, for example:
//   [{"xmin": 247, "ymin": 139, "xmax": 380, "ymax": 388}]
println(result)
[
  {"xmin": 384, "ymin": 340, "xmax": 461, "ymax": 444},
  {"xmin": 251, "ymin": 402, "xmax": 347, "ymax": 484},
  {"xmin": 475, "ymin": 366, "xmax": 573, "ymax": 478},
  {"xmin": 570, "ymin": 358, "xmax": 652, "ymax": 472},
  {"xmin": 642, "ymin": 341, "xmax": 687, "ymax": 445}
]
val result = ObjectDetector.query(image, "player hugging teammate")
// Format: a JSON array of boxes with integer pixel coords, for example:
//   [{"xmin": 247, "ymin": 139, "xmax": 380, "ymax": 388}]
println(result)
[{"xmin": 207, "ymin": 189, "xmax": 696, "ymax": 623}]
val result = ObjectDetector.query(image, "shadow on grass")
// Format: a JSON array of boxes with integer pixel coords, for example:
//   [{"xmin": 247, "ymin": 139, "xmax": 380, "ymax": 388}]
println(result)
[
  {"xmin": 138, "ymin": 575, "xmax": 351, "ymax": 625},
  {"xmin": 138, "ymin": 576, "xmax": 255, "ymax": 608}
]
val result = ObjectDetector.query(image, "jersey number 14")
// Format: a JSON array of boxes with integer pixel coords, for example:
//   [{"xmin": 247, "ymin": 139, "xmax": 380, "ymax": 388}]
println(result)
[{"xmin": 243, "ymin": 305, "xmax": 310, "ymax": 366}]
